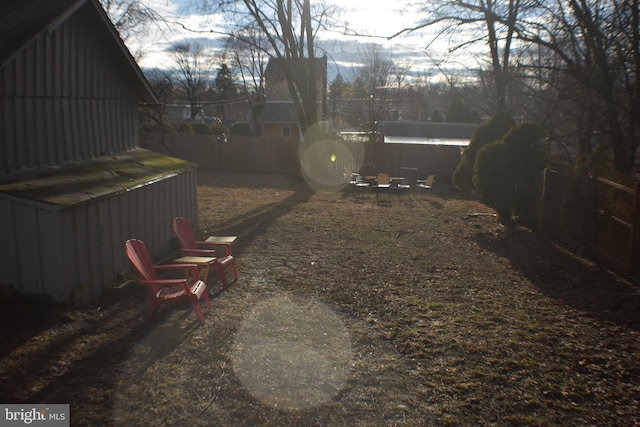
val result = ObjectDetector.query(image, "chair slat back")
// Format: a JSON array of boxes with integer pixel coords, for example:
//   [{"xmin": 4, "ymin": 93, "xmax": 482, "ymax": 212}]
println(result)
[
  {"xmin": 125, "ymin": 239, "xmax": 158, "ymax": 281},
  {"xmin": 173, "ymin": 217, "xmax": 197, "ymax": 250},
  {"xmin": 377, "ymin": 173, "xmax": 390, "ymax": 185}
]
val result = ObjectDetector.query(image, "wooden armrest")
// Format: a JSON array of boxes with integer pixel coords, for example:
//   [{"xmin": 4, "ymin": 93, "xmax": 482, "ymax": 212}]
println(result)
[
  {"xmin": 196, "ymin": 241, "xmax": 217, "ymax": 249},
  {"xmin": 154, "ymin": 263, "xmax": 200, "ymax": 278},
  {"xmin": 180, "ymin": 248, "xmax": 217, "ymax": 257},
  {"xmin": 139, "ymin": 278, "xmax": 187, "ymax": 286}
]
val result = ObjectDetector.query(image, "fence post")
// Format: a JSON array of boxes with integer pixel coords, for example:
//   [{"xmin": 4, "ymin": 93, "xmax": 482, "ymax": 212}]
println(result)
[{"xmin": 538, "ymin": 168, "xmax": 548, "ymax": 233}]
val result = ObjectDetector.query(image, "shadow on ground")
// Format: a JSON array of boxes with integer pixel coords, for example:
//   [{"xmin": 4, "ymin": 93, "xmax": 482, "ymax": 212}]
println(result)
[
  {"xmin": 196, "ymin": 187, "xmax": 315, "ymax": 259},
  {"xmin": 475, "ymin": 226, "xmax": 640, "ymax": 330}
]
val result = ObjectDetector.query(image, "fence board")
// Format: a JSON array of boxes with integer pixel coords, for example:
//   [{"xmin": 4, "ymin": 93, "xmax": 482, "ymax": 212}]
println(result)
[{"xmin": 542, "ymin": 162, "xmax": 640, "ymax": 275}]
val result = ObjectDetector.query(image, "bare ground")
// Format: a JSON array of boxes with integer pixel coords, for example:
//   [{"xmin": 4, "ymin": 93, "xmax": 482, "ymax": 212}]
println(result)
[{"xmin": 1, "ymin": 170, "xmax": 640, "ymax": 426}]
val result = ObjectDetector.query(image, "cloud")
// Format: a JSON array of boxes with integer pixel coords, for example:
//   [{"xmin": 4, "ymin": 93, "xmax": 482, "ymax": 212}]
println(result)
[{"xmin": 129, "ymin": 0, "xmax": 471, "ymax": 83}]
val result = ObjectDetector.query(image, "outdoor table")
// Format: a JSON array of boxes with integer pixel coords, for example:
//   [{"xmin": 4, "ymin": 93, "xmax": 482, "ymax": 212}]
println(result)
[
  {"xmin": 390, "ymin": 176, "xmax": 411, "ymax": 199},
  {"xmin": 400, "ymin": 166, "xmax": 419, "ymax": 186},
  {"xmin": 173, "ymin": 256, "xmax": 216, "ymax": 283},
  {"xmin": 205, "ymin": 235, "xmax": 237, "ymax": 256},
  {"xmin": 346, "ymin": 173, "xmax": 369, "ymax": 193}
]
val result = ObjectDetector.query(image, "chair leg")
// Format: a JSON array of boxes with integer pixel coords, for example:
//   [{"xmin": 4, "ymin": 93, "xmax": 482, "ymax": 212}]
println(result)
[
  {"xmin": 216, "ymin": 262, "xmax": 229, "ymax": 289},
  {"xmin": 190, "ymin": 297, "xmax": 206, "ymax": 323},
  {"xmin": 202, "ymin": 291, "xmax": 212, "ymax": 309},
  {"xmin": 215, "ymin": 257, "xmax": 238, "ymax": 289},
  {"xmin": 188, "ymin": 280, "xmax": 211, "ymax": 323},
  {"xmin": 199, "ymin": 264, "xmax": 211, "ymax": 283},
  {"xmin": 230, "ymin": 261, "xmax": 239, "ymax": 283}
]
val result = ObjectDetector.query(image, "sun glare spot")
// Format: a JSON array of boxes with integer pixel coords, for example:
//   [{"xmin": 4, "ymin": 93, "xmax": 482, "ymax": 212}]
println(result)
[
  {"xmin": 298, "ymin": 127, "xmax": 365, "ymax": 192},
  {"xmin": 231, "ymin": 294, "xmax": 353, "ymax": 410}
]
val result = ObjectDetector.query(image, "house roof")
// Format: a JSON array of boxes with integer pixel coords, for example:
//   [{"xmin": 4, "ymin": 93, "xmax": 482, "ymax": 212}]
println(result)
[
  {"xmin": 0, "ymin": 0, "xmax": 158, "ymax": 105},
  {"xmin": 377, "ymin": 121, "xmax": 477, "ymax": 139},
  {"xmin": 264, "ymin": 56, "xmax": 327, "ymax": 78}
]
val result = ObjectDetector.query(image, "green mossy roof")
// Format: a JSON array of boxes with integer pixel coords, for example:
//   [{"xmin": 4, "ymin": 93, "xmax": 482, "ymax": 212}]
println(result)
[{"xmin": 0, "ymin": 149, "xmax": 196, "ymax": 209}]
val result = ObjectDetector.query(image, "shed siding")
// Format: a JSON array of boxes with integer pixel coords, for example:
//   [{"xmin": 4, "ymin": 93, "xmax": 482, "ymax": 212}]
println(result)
[
  {"xmin": 38, "ymin": 207, "xmax": 64, "ymax": 301},
  {"xmin": 13, "ymin": 203, "xmax": 43, "ymax": 294},
  {"xmin": 0, "ymin": 170, "xmax": 198, "ymax": 304},
  {"xmin": 0, "ymin": 7, "xmax": 139, "ymax": 173},
  {"xmin": 0, "ymin": 199, "xmax": 19, "ymax": 286}
]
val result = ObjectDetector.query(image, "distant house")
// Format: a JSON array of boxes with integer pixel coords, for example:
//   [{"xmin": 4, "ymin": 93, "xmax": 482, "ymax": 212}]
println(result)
[
  {"xmin": 260, "ymin": 57, "xmax": 328, "ymax": 140},
  {"xmin": 164, "ymin": 104, "xmax": 199, "ymax": 122},
  {"xmin": 0, "ymin": 0, "xmax": 198, "ymax": 305},
  {"xmin": 377, "ymin": 121, "xmax": 478, "ymax": 147}
]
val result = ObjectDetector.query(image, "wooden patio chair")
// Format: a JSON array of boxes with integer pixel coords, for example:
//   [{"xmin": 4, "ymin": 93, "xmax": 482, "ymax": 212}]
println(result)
[
  {"xmin": 374, "ymin": 172, "xmax": 393, "ymax": 204},
  {"xmin": 125, "ymin": 239, "xmax": 211, "ymax": 323},
  {"xmin": 416, "ymin": 175, "xmax": 435, "ymax": 197},
  {"xmin": 346, "ymin": 173, "xmax": 370, "ymax": 198},
  {"xmin": 172, "ymin": 217, "xmax": 238, "ymax": 289}
]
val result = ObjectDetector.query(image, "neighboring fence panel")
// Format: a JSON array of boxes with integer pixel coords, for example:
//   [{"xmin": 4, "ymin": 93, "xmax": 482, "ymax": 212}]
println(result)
[
  {"xmin": 541, "ymin": 163, "xmax": 576, "ymax": 246},
  {"xmin": 141, "ymin": 133, "xmax": 462, "ymax": 179},
  {"xmin": 541, "ymin": 162, "xmax": 640, "ymax": 275},
  {"xmin": 595, "ymin": 174, "xmax": 640, "ymax": 274}
]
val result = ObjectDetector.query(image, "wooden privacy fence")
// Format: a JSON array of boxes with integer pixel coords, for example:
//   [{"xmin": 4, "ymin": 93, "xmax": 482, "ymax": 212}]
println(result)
[
  {"xmin": 141, "ymin": 134, "xmax": 301, "ymax": 174},
  {"xmin": 542, "ymin": 162, "xmax": 640, "ymax": 275},
  {"xmin": 141, "ymin": 133, "xmax": 463, "ymax": 179}
]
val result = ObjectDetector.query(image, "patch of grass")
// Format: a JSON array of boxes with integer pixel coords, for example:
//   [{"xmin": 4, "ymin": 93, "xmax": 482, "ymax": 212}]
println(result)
[{"xmin": 519, "ymin": 359, "xmax": 540, "ymax": 370}]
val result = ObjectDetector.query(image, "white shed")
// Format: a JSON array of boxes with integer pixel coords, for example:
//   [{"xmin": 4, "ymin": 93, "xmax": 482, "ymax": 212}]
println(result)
[{"xmin": 0, "ymin": 0, "xmax": 199, "ymax": 304}]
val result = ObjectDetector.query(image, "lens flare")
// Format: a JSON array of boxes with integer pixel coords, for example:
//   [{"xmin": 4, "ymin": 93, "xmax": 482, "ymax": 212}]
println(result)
[
  {"xmin": 298, "ymin": 128, "xmax": 365, "ymax": 192},
  {"xmin": 232, "ymin": 295, "xmax": 353, "ymax": 409}
]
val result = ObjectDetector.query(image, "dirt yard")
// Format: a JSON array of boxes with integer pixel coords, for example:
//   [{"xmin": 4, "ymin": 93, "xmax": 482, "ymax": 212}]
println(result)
[{"xmin": 1, "ymin": 170, "xmax": 639, "ymax": 426}]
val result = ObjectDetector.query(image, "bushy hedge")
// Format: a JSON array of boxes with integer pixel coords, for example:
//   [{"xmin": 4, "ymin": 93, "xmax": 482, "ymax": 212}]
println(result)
[
  {"xmin": 191, "ymin": 122, "xmax": 213, "ymax": 135},
  {"xmin": 453, "ymin": 111, "xmax": 515, "ymax": 192},
  {"xmin": 473, "ymin": 122, "xmax": 549, "ymax": 227},
  {"xmin": 211, "ymin": 121, "xmax": 229, "ymax": 139},
  {"xmin": 172, "ymin": 121, "xmax": 193, "ymax": 134},
  {"xmin": 230, "ymin": 121, "xmax": 254, "ymax": 136},
  {"xmin": 138, "ymin": 121, "xmax": 230, "ymax": 137},
  {"xmin": 139, "ymin": 122, "xmax": 163, "ymax": 134}
]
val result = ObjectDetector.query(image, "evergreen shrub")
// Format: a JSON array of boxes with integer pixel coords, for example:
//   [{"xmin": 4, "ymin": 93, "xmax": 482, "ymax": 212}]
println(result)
[
  {"xmin": 230, "ymin": 121, "xmax": 254, "ymax": 136},
  {"xmin": 474, "ymin": 122, "xmax": 548, "ymax": 227},
  {"xmin": 191, "ymin": 122, "xmax": 213, "ymax": 135},
  {"xmin": 453, "ymin": 111, "xmax": 515, "ymax": 192}
]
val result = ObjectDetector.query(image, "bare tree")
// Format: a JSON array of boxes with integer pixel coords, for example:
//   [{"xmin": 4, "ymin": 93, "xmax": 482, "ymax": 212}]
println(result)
[
  {"xmin": 100, "ymin": 0, "xmax": 162, "ymax": 59},
  {"xmin": 349, "ymin": 44, "xmax": 398, "ymax": 131},
  {"xmin": 408, "ymin": 0, "xmax": 638, "ymax": 172},
  {"xmin": 168, "ymin": 41, "xmax": 213, "ymax": 120},
  {"xmin": 516, "ymin": 0, "xmax": 639, "ymax": 173},
  {"xmin": 226, "ymin": 29, "xmax": 270, "ymax": 131},
  {"xmin": 194, "ymin": 0, "xmax": 337, "ymax": 139},
  {"xmin": 145, "ymin": 68, "xmax": 175, "ymax": 105},
  {"xmin": 401, "ymin": 0, "xmax": 525, "ymax": 112}
]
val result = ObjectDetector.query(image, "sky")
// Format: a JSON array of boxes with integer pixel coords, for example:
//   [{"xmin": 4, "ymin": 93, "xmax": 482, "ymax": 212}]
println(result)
[{"xmin": 127, "ymin": 0, "xmax": 473, "ymax": 83}]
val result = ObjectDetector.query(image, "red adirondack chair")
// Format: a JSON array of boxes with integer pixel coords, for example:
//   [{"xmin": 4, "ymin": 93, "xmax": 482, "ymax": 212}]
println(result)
[
  {"xmin": 126, "ymin": 239, "xmax": 211, "ymax": 323},
  {"xmin": 172, "ymin": 217, "xmax": 238, "ymax": 288}
]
